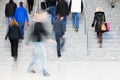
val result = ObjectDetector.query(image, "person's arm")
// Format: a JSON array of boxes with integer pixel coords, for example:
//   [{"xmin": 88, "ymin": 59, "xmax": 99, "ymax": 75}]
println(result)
[
  {"xmin": 81, "ymin": 0, "xmax": 83, "ymax": 13},
  {"xmin": 5, "ymin": 27, "xmax": 10, "ymax": 40},
  {"xmin": 91, "ymin": 14, "xmax": 96, "ymax": 27},
  {"xmin": 5, "ymin": 4, "xmax": 8, "ymax": 17},
  {"xmin": 103, "ymin": 13, "xmax": 106, "ymax": 22},
  {"xmin": 61, "ymin": 20, "xmax": 64, "ymax": 36},
  {"xmin": 24, "ymin": 8, "xmax": 29, "ymax": 26},
  {"xmin": 68, "ymin": 0, "xmax": 71, "ymax": 13}
]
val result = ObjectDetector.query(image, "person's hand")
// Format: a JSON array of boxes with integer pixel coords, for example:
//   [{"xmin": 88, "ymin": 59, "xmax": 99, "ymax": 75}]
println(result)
[
  {"xmin": 27, "ymin": 22, "xmax": 29, "ymax": 27},
  {"xmin": 91, "ymin": 26, "xmax": 94, "ymax": 30},
  {"xmin": 62, "ymin": 35, "xmax": 65, "ymax": 39}
]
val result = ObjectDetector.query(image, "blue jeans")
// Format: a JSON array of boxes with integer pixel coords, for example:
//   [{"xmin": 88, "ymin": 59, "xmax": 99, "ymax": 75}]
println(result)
[
  {"xmin": 8, "ymin": 17, "xmax": 13, "ymax": 24},
  {"xmin": 72, "ymin": 13, "xmax": 80, "ymax": 29},
  {"xmin": 63, "ymin": 15, "xmax": 67, "ymax": 30},
  {"xmin": 55, "ymin": 33, "xmax": 65, "ymax": 56},
  {"xmin": 18, "ymin": 22, "xmax": 25, "ymax": 39},
  {"xmin": 28, "ymin": 42, "xmax": 48, "ymax": 74},
  {"xmin": 7, "ymin": 17, "xmax": 14, "ymax": 30},
  {"xmin": 49, "ymin": 6, "xmax": 56, "ymax": 24}
]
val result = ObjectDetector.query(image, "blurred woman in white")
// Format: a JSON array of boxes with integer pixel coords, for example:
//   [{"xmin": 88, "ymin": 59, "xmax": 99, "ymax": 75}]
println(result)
[{"xmin": 27, "ymin": 22, "xmax": 49, "ymax": 76}]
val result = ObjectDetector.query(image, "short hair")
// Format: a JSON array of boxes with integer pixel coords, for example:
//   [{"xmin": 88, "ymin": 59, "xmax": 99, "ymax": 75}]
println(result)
[{"xmin": 19, "ymin": 1, "xmax": 23, "ymax": 6}]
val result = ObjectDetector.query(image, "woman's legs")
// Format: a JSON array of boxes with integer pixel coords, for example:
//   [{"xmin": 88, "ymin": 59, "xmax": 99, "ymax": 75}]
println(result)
[
  {"xmin": 10, "ymin": 39, "xmax": 14, "ymax": 57},
  {"xmin": 97, "ymin": 32, "xmax": 103, "ymax": 48}
]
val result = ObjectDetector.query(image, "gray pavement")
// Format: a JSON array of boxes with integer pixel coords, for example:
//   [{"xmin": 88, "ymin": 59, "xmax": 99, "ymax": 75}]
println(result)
[{"xmin": 0, "ymin": 0, "xmax": 120, "ymax": 62}]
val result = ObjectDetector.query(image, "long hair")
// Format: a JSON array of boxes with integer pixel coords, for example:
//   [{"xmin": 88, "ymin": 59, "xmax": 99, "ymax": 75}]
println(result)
[
  {"xmin": 31, "ymin": 22, "xmax": 48, "ymax": 42},
  {"xmin": 10, "ymin": 18, "xmax": 19, "ymax": 27}
]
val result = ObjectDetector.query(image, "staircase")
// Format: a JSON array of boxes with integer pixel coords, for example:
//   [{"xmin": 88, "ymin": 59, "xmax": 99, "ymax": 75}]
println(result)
[{"xmin": 0, "ymin": 0, "xmax": 120, "ymax": 61}]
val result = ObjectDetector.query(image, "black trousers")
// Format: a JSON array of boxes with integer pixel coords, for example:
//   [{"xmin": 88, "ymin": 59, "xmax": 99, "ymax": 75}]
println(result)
[
  {"xmin": 27, "ymin": 0, "xmax": 34, "ymax": 14},
  {"xmin": 10, "ymin": 39, "xmax": 19, "ymax": 58}
]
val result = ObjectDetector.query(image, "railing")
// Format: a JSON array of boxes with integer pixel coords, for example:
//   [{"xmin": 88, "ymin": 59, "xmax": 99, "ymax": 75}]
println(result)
[{"xmin": 82, "ymin": 0, "xmax": 89, "ymax": 56}]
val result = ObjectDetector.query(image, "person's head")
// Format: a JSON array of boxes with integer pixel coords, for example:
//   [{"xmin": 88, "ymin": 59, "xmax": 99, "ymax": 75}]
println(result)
[
  {"xmin": 9, "ymin": 0, "xmax": 14, "ymax": 3},
  {"xmin": 19, "ymin": 1, "xmax": 23, "ymax": 6},
  {"xmin": 96, "ymin": 7, "xmax": 103, "ymax": 12},
  {"xmin": 10, "ymin": 18, "xmax": 19, "ymax": 27}
]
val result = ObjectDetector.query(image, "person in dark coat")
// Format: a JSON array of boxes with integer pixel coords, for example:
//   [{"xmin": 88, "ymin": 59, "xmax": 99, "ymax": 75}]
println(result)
[
  {"xmin": 48, "ymin": 0, "xmax": 59, "ymax": 25},
  {"xmin": 91, "ymin": 7, "xmax": 106, "ymax": 48},
  {"xmin": 56, "ymin": 0, "xmax": 69, "ymax": 31},
  {"xmin": 53, "ymin": 14, "xmax": 65, "ymax": 57},
  {"xmin": 5, "ymin": 18, "xmax": 22, "ymax": 61},
  {"xmin": 5, "ymin": 0, "xmax": 17, "ymax": 24},
  {"xmin": 27, "ymin": 0, "xmax": 34, "ymax": 14}
]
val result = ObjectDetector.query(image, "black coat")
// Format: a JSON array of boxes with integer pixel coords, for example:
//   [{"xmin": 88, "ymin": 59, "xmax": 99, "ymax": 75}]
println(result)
[
  {"xmin": 5, "ymin": 25, "xmax": 22, "ymax": 40},
  {"xmin": 91, "ymin": 12, "xmax": 106, "ymax": 32},
  {"xmin": 48, "ymin": 0, "xmax": 58, "ymax": 6},
  {"xmin": 5, "ymin": 2, "xmax": 17, "ymax": 17},
  {"xmin": 56, "ymin": 0, "xmax": 69, "ymax": 16}
]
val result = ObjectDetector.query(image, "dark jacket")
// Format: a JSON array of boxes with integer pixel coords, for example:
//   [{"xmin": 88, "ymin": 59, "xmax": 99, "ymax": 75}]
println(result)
[
  {"xmin": 5, "ymin": 25, "xmax": 22, "ymax": 40},
  {"xmin": 5, "ymin": 1, "xmax": 17, "ymax": 17},
  {"xmin": 91, "ymin": 12, "xmax": 106, "ymax": 32},
  {"xmin": 48, "ymin": 0, "xmax": 58, "ymax": 6},
  {"xmin": 27, "ymin": 0, "xmax": 34, "ymax": 4},
  {"xmin": 53, "ymin": 18, "xmax": 64, "ymax": 36},
  {"xmin": 56, "ymin": 0, "xmax": 69, "ymax": 16}
]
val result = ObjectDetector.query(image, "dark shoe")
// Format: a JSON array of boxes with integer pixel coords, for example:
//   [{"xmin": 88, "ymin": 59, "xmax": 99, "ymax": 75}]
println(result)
[
  {"xmin": 111, "ymin": 5, "xmax": 115, "ymax": 8},
  {"xmin": 99, "ymin": 44, "xmax": 102, "ymax": 48},
  {"xmin": 30, "ymin": 69, "xmax": 36, "ymax": 73},
  {"xmin": 14, "ymin": 57, "xmax": 17, "ymax": 62},
  {"xmin": 58, "ymin": 55, "xmax": 61, "ymax": 58},
  {"xmin": 43, "ymin": 72, "xmax": 50, "ymax": 76},
  {"xmin": 75, "ymin": 29, "xmax": 79, "ymax": 32}
]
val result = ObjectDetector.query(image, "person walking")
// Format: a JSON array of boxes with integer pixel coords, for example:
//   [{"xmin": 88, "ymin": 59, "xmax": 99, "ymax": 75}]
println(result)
[
  {"xmin": 48, "ymin": 0, "xmax": 59, "ymax": 25},
  {"xmin": 56, "ymin": 0, "xmax": 69, "ymax": 31},
  {"xmin": 69, "ymin": 0, "xmax": 81, "ymax": 32},
  {"xmin": 91, "ymin": 7, "xmax": 106, "ymax": 48},
  {"xmin": 53, "ymin": 14, "xmax": 65, "ymax": 57},
  {"xmin": 27, "ymin": 0, "xmax": 34, "ymax": 14},
  {"xmin": 5, "ymin": 0, "xmax": 17, "ymax": 24},
  {"xmin": 5, "ymin": 18, "xmax": 22, "ymax": 61},
  {"xmin": 15, "ymin": 1, "xmax": 29, "ymax": 39},
  {"xmin": 27, "ymin": 22, "xmax": 49, "ymax": 76}
]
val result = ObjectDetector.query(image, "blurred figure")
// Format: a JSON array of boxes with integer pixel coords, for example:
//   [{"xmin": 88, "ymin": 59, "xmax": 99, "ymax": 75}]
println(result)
[
  {"xmin": 15, "ymin": 1, "xmax": 29, "ymax": 39},
  {"xmin": 28, "ymin": 22, "xmax": 49, "ymax": 76},
  {"xmin": 56, "ymin": 0, "xmax": 69, "ymax": 31},
  {"xmin": 27, "ymin": 0, "xmax": 34, "ymax": 14},
  {"xmin": 91, "ymin": 7, "xmax": 106, "ymax": 48},
  {"xmin": 69, "ymin": 0, "xmax": 82, "ymax": 32},
  {"xmin": 5, "ymin": 0, "xmax": 17, "ymax": 24},
  {"xmin": 109, "ymin": 0, "xmax": 116, "ymax": 8},
  {"xmin": 53, "ymin": 14, "xmax": 65, "ymax": 57},
  {"xmin": 5, "ymin": 18, "xmax": 22, "ymax": 61}
]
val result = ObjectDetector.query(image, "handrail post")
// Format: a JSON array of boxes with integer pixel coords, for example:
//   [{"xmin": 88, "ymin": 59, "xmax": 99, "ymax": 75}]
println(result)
[{"xmin": 83, "ymin": 0, "xmax": 89, "ymax": 56}]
